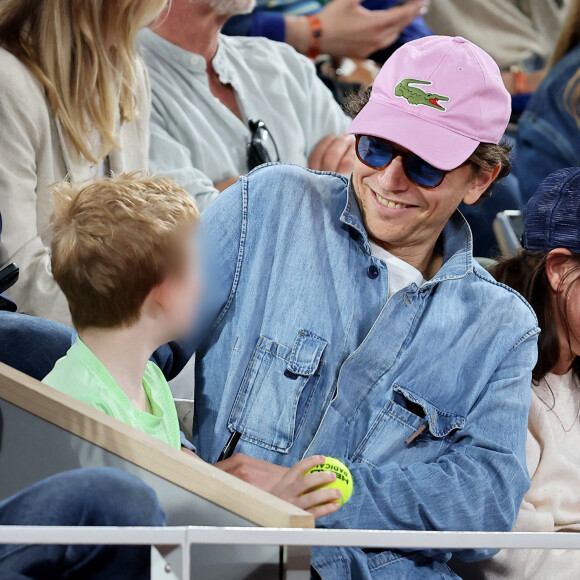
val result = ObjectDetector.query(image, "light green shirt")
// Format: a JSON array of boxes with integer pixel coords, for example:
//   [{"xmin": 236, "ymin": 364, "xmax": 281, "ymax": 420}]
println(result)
[
  {"xmin": 140, "ymin": 30, "xmax": 351, "ymax": 210},
  {"xmin": 43, "ymin": 338, "xmax": 181, "ymax": 449}
]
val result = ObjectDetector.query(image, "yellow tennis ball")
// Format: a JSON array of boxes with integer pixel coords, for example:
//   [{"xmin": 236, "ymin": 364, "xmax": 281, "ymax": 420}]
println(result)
[{"xmin": 306, "ymin": 457, "xmax": 353, "ymax": 507}]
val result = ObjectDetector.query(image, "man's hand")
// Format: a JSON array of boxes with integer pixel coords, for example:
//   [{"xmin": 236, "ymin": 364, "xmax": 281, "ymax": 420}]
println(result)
[
  {"xmin": 270, "ymin": 455, "xmax": 341, "ymax": 519},
  {"xmin": 214, "ymin": 453, "xmax": 289, "ymax": 492},
  {"xmin": 309, "ymin": 134, "xmax": 355, "ymax": 176},
  {"xmin": 319, "ymin": 0, "xmax": 428, "ymax": 59},
  {"xmin": 286, "ymin": 0, "xmax": 428, "ymax": 59},
  {"xmin": 215, "ymin": 454, "xmax": 342, "ymax": 519}
]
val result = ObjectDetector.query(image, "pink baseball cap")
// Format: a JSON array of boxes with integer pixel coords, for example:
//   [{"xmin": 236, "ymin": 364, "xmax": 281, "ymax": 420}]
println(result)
[{"xmin": 348, "ymin": 36, "xmax": 511, "ymax": 171}]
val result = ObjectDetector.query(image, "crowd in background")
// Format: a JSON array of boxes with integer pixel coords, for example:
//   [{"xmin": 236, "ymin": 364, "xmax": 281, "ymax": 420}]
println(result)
[{"xmin": 2, "ymin": 0, "xmax": 578, "ymax": 322}]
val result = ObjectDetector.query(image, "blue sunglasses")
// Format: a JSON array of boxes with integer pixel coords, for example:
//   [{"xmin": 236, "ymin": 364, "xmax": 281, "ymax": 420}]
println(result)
[{"xmin": 355, "ymin": 135, "xmax": 457, "ymax": 188}]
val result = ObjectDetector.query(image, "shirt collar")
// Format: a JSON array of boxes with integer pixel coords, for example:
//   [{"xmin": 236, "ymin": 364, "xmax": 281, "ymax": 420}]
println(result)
[
  {"xmin": 339, "ymin": 178, "xmax": 368, "ymax": 239},
  {"xmin": 139, "ymin": 29, "xmax": 234, "ymax": 79},
  {"xmin": 212, "ymin": 36, "xmax": 236, "ymax": 85},
  {"xmin": 340, "ymin": 179, "xmax": 474, "ymax": 285},
  {"xmin": 139, "ymin": 29, "xmax": 206, "ymax": 73}
]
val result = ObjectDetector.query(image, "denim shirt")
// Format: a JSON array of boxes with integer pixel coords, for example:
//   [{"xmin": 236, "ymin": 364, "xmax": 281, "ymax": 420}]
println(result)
[
  {"xmin": 515, "ymin": 43, "xmax": 580, "ymax": 202},
  {"xmin": 170, "ymin": 164, "xmax": 539, "ymax": 579}
]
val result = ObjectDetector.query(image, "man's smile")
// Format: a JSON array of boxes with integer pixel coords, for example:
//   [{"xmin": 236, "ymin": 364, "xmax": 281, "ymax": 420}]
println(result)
[{"xmin": 370, "ymin": 187, "xmax": 418, "ymax": 211}]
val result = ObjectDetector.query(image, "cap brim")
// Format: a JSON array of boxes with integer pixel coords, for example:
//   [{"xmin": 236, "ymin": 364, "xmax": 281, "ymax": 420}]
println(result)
[{"xmin": 348, "ymin": 99, "xmax": 480, "ymax": 171}]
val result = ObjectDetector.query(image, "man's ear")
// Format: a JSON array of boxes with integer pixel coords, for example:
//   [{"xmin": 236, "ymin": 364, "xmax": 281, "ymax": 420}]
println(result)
[
  {"xmin": 545, "ymin": 248, "xmax": 573, "ymax": 292},
  {"xmin": 462, "ymin": 164, "xmax": 502, "ymax": 206}
]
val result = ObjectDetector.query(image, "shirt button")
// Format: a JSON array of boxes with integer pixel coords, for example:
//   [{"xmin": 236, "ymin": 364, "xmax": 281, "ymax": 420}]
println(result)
[
  {"xmin": 190, "ymin": 56, "xmax": 200, "ymax": 66},
  {"xmin": 367, "ymin": 265, "xmax": 379, "ymax": 279}
]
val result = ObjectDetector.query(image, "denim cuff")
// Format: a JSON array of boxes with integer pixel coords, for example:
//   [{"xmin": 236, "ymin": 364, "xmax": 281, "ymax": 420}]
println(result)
[{"xmin": 180, "ymin": 431, "xmax": 197, "ymax": 452}]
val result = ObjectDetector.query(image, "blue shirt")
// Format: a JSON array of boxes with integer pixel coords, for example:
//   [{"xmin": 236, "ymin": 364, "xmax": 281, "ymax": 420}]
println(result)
[
  {"xmin": 162, "ymin": 164, "xmax": 539, "ymax": 578},
  {"xmin": 515, "ymin": 43, "xmax": 580, "ymax": 201}
]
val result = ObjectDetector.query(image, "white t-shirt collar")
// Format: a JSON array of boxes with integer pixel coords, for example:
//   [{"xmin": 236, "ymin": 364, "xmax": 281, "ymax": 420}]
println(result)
[{"xmin": 369, "ymin": 241, "xmax": 425, "ymax": 299}]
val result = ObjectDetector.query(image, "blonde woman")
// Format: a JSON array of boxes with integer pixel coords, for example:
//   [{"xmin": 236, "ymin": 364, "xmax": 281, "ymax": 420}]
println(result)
[
  {"xmin": 515, "ymin": 0, "xmax": 580, "ymax": 200},
  {"xmin": 0, "ymin": 0, "xmax": 168, "ymax": 325}
]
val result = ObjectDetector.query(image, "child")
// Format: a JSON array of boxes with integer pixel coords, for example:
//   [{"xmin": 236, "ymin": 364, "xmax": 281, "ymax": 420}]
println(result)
[
  {"xmin": 43, "ymin": 172, "xmax": 343, "ymax": 517},
  {"xmin": 43, "ymin": 173, "xmax": 201, "ymax": 450},
  {"xmin": 465, "ymin": 167, "xmax": 580, "ymax": 578}
]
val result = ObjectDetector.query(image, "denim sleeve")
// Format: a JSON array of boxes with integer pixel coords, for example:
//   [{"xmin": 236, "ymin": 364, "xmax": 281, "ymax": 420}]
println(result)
[
  {"xmin": 222, "ymin": 11, "xmax": 286, "ymax": 42},
  {"xmin": 180, "ymin": 431, "xmax": 197, "ymax": 452},
  {"xmin": 154, "ymin": 181, "xmax": 246, "ymax": 380},
  {"xmin": 320, "ymin": 330, "xmax": 538, "ymax": 561}
]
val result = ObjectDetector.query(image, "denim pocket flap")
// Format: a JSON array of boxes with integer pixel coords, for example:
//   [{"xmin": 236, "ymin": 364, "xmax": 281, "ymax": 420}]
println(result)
[
  {"xmin": 229, "ymin": 331, "xmax": 328, "ymax": 453},
  {"xmin": 393, "ymin": 384, "xmax": 466, "ymax": 438},
  {"xmin": 285, "ymin": 331, "xmax": 328, "ymax": 377}
]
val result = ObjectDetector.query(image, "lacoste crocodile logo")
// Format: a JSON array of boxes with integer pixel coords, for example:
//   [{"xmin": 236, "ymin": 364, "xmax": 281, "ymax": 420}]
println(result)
[{"xmin": 394, "ymin": 79, "xmax": 450, "ymax": 111}]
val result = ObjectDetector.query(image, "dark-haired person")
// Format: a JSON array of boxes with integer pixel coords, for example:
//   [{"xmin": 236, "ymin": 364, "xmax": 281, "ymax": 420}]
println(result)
[
  {"xmin": 0, "ymin": 36, "xmax": 539, "ymax": 578},
  {"xmin": 465, "ymin": 167, "xmax": 580, "ymax": 579}
]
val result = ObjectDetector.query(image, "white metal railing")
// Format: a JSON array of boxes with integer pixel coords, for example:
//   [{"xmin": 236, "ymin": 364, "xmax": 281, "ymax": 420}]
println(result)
[
  {"xmin": 2, "ymin": 525, "xmax": 580, "ymax": 549},
  {"xmin": 3, "ymin": 526, "xmax": 580, "ymax": 579}
]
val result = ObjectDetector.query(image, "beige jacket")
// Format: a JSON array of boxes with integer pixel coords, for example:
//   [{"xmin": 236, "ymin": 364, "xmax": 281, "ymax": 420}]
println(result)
[
  {"xmin": 425, "ymin": 0, "xmax": 569, "ymax": 70},
  {"xmin": 460, "ymin": 371, "xmax": 580, "ymax": 579},
  {"xmin": 0, "ymin": 48, "xmax": 151, "ymax": 326}
]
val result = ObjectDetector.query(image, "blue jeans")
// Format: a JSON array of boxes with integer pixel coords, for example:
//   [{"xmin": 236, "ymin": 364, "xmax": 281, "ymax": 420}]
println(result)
[
  {"xmin": 0, "ymin": 468, "xmax": 167, "ymax": 580},
  {"xmin": 0, "ymin": 312, "xmax": 73, "ymax": 380}
]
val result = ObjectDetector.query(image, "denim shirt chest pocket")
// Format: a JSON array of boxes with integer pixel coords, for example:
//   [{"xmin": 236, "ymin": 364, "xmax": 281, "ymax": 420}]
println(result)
[
  {"xmin": 228, "ymin": 331, "xmax": 328, "ymax": 453},
  {"xmin": 351, "ymin": 384, "xmax": 466, "ymax": 468}
]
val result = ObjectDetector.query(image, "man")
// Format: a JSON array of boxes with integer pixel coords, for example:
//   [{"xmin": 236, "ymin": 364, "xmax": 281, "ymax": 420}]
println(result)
[
  {"xmin": 166, "ymin": 36, "xmax": 539, "ymax": 577},
  {"xmin": 141, "ymin": 0, "xmax": 355, "ymax": 209},
  {"xmin": 0, "ymin": 36, "xmax": 539, "ymax": 578}
]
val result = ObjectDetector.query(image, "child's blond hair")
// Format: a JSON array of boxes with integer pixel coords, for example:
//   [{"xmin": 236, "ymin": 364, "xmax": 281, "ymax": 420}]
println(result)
[{"xmin": 51, "ymin": 172, "xmax": 200, "ymax": 330}]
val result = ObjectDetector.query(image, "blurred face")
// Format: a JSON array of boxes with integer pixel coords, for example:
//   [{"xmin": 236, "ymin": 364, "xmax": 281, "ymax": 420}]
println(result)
[
  {"xmin": 352, "ymin": 139, "xmax": 492, "ymax": 261},
  {"xmin": 159, "ymin": 234, "xmax": 202, "ymax": 341}
]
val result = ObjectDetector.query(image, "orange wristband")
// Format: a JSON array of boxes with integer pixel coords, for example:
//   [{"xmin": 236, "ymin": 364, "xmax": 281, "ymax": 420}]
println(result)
[
  {"xmin": 510, "ymin": 65, "xmax": 530, "ymax": 94},
  {"xmin": 305, "ymin": 14, "xmax": 323, "ymax": 60},
  {"xmin": 514, "ymin": 71, "xmax": 530, "ymax": 94}
]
